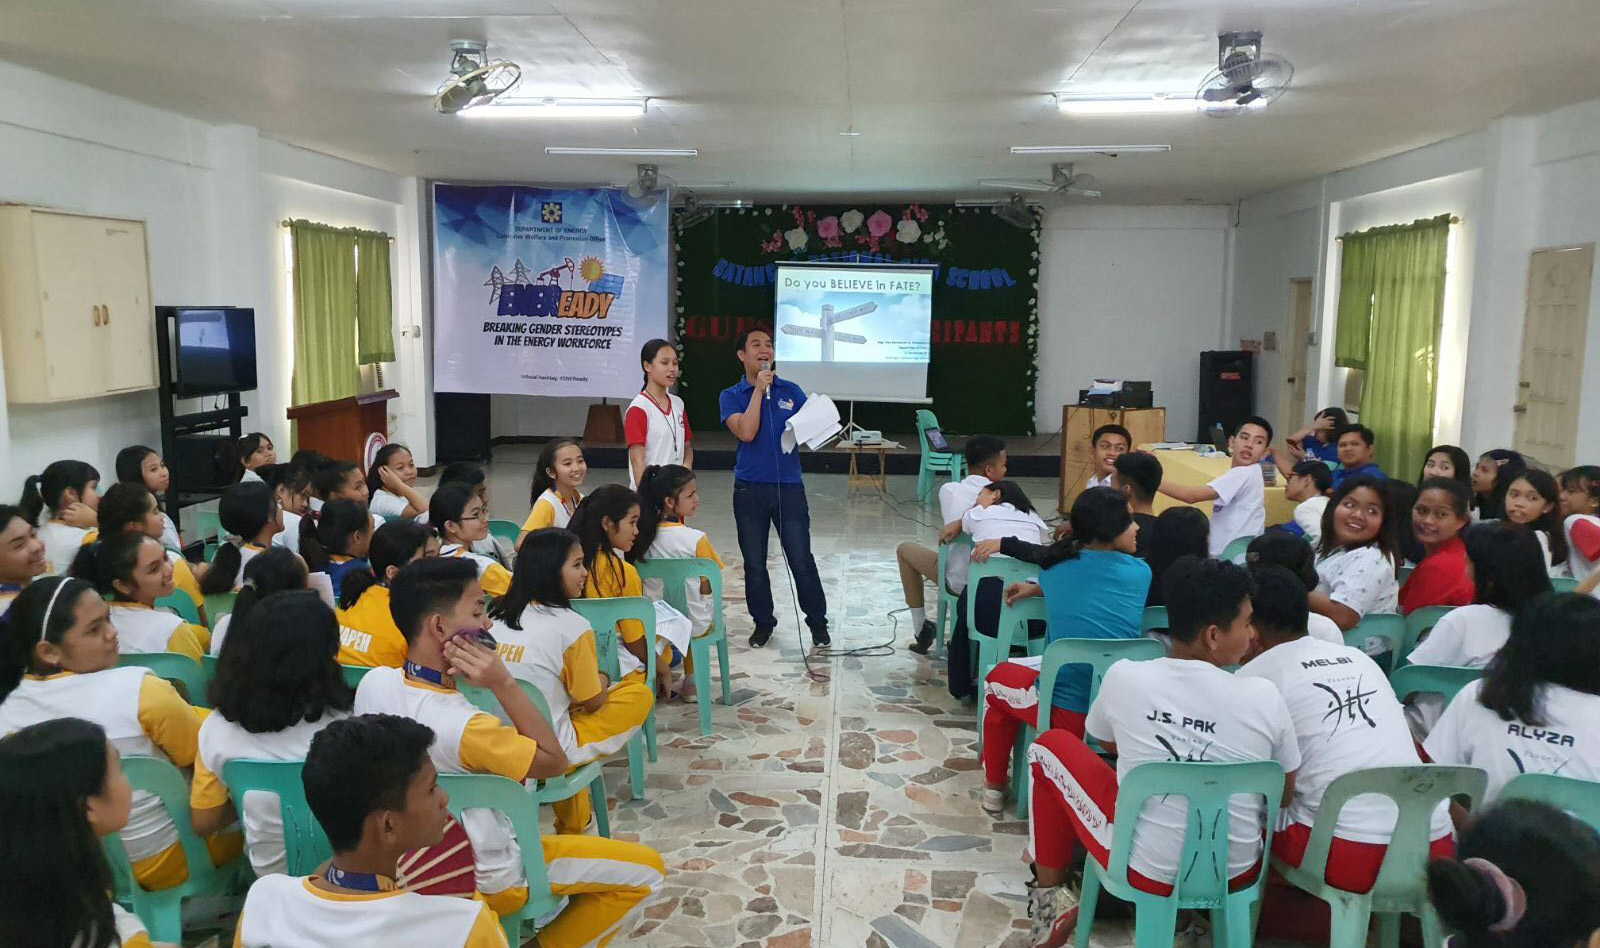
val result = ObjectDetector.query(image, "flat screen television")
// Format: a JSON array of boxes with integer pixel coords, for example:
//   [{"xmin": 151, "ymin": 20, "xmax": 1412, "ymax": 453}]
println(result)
[{"xmin": 160, "ymin": 306, "xmax": 258, "ymax": 396}]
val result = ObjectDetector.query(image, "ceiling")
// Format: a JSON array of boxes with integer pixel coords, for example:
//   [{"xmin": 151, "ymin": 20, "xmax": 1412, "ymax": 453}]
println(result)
[{"xmin": 3, "ymin": 0, "xmax": 1600, "ymax": 204}]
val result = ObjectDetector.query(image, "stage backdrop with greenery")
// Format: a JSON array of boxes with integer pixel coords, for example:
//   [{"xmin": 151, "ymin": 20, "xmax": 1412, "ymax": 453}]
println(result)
[{"xmin": 673, "ymin": 203, "xmax": 1040, "ymax": 437}]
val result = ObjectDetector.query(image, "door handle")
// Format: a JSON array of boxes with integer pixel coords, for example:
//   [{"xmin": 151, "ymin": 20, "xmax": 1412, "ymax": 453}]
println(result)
[
  {"xmin": 103, "ymin": 304, "xmax": 110, "ymax": 325},
  {"xmin": 1513, "ymin": 405, "xmax": 1528, "ymax": 414},
  {"xmin": 91, "ymin": 305, "xmax": 101, "ymax": 327}
]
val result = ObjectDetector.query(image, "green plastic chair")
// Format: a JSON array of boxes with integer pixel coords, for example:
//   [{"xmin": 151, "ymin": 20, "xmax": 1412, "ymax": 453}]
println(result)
[
  {"xmin": 1010, "ymin": 636, "xmax": 1165, "ymax": 817},
  {"xmin": 488, "ymin": 519, "xmax": 522, "ymax": 548},
  {"xmin": 1140, "ymin": 606, "xmax": 1169, "ymax": 634},
  {"xmin": 634, "ymin": 557, "xmax": 732, "ymax": 737},
  {"xmin": 192, "ymin": 508, "xmax": 222, "ymax": 545},
  {"xmin": 1396, "ymin": 565, "xmax": 1414, "ymax": 584},
  {"xmin": 203, "ymin": 591, "xmax": 238, "ymax": 629},
  {"xmin": 1399, "ymin": 606, "xmax": 1455, "ymax": 668},
  {"xmin": 101, "ymin": 756, "xmax": 247, "ymax": 944},
  {"xmin": 436, "ymin": 772, "xmax": 565, "ymax": 947},
  {"xmin": 1273, "ymin": 766, "xmax": 1488, "ymax": 948},
  {"xmin": 571, "ymin": 596, "xmax": 657, "ymax": 801},
  {"xmin": 914, "ymin": 409, "xmax": 967, "ymax": 503},
  {"xmin": 1389, "ymin": 664, "xmax": 1482, "ymax": 709},
  {"xmin": 1075, "ymin": 760, "xmax": 1286, "ymax": 948},
  {"xmin": 118, "ymin": 652, "xmax": 211, "ymax": 709},
  {"xmin": 932, "ymin": 535, "xmax": 972, "ymax": 653},
  {"xmin": 1552, "ymin": 576, "xmax": 1579, "ymax": 593},
  {"xmin": 966, "ymin": 556, "xmax": 1046, "ymax": 751},
  {"xmin": 458, "ymin": 678, "xmax": 612, "ymax": 838},
  {"xmin": 339, "ymin": 664, "xmax": 375, "ymax": 689},
  {"xmin": 1499, "ymin": 772, "xmax": 1600, "ymax": 831},
  {"xmin": 154, "ymin": 591, "xmax": 202, "ymax": 625},
  {"xmin": 219, "ymin": 758, "xmax": 333, "ymax": 875},
  {"xmin": 1345, "ymin": 614, "xmax": 1405, "ymax": 674},
  {"xmin": 1219, "ymin": 534, "xmax": 1257, "ymax": 563}
]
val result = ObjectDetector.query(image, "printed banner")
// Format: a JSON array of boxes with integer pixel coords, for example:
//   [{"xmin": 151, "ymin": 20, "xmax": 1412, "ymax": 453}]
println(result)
[{"xmin": 432, "ymin": 184, "xmax": 670, "ymax": 397}]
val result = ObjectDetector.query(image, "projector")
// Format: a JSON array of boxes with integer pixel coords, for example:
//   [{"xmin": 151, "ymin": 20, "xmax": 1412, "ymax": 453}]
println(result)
[{"xmin": 849, "ymin": 429, "xmax": 884, "ymax": 445}]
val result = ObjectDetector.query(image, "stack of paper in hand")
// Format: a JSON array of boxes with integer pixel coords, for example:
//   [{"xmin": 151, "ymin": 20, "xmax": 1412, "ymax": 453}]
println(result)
[{"xmin": 782, "ymin": 394, "xmax": 842, "ymax": 452}]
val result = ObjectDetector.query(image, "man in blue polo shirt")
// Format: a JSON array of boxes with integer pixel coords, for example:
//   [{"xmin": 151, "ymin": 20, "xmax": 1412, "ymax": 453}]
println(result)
[
  {"xmin": 719, "ymin": 326, "xmax": 831, "ymax": 650},
  {"xmin": 1330, "ymin": 422, "xmax": 1387, "ymax": 489}
]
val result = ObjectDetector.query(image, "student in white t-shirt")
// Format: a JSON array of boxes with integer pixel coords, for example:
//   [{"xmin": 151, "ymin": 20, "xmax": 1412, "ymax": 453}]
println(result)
[
  {"xmin": 367, "ymin": 444, "xmax": 430, "ymax": 521},
  {"xmin": 21, "ymin": 459, "xmax": 102, "ymax": 575},
  {"xmin": 894, "ymin": 435, "xmax": 1007, "ymax": 654},
  {"xmin": 1084, "ymin": 423, "xmax": 1131, "ymax": 490},
  {"xmin": 1157, "ymin": 417, "xmax": 1271, "ymax": 556},
  {"xmin": 189, "ymin": 589, "xmax": 353, "ymax": 876},
  {"xmin": 1557, "ymin": 465, "xmax": 1600, "ymax": 582},
  {"xmin": 1238, "ymin": 566, "xmax": 1452, "ymax": 897},
  {"xmin": 1502, "ymin": 470, "xmax": 1571, "ymax": 578},
  {"xmin": 267, "ymin": 460, "xmax": 315, "ymax": 558},
  {"xmin": 1309, "ymin": 474, "xmax": 1400, "ymax": 636},
  {"xmin": 961, "ymin": 480, "xmax": 1050, "ymax": 547},
  {"xmin": 1244, "ymin": 531, "xmax": 1345, "ymax": 645},
  {"xmin": 116, "ymin": 444, "xmax": 182, "ymax": 553},
  {"xmin": 626, "ymin": 339, "xmax": 694, "ymax": 490},
  {"xmin": 0, "ymin": 716, "xmax": 160, "ymax": 948},
  {"xmin": 1023, "ymin": 557, "xmax": 1299, "ymax": 946},
  {"xmin": 1280, "ymin": 460, "xmax": 1332, "ymax": 544},
  {"xmin": 1425, "ymin": 593, "xmax": 1600, "ymax": 806}
]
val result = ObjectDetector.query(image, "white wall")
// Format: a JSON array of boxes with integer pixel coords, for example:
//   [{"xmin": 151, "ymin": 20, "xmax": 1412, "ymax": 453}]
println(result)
[{"xmin": 1035, "ymin": 205, "xmax": 1230, "ymax": 439}]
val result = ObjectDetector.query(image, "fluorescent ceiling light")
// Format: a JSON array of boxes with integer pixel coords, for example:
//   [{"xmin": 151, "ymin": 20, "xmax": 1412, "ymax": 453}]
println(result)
[
  {"xmin": 544, "ymin": 147, "xmax": 699, "ymax": 157},
  {"xmin": 1009, "ymin": 144, "xmax": 1170, "ymax": 155},
  {"xmin": 1055, "ymin": 93, "xmax": 1199, "ymax": 115},
  {"xmin": 463, "ymin": 96, "xmax": 648, "ymax": 119}
]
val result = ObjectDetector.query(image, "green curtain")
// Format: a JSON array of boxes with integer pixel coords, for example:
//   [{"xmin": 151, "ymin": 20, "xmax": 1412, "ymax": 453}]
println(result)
[
  {"xmin": 1333, "ymin": 234, "xmax": 1378, "ymax": 370},
  {"xmin": 290, "ymin": 221, "xmax": 359, "ymax": 406},
  {"xmin": 354, "ymin": 232, "xmax": 395, "ymax": 364},
  {"xmin": 1337, "ymin": 215, "xmax": 1451, "ymax": 478}
]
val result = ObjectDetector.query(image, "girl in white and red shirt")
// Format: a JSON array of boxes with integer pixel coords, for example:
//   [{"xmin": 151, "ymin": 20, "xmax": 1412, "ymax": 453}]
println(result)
[
  {"xmin": 625, "ymin": 339, "xmax": 692, "ymax": 489},
  {"xmin": 1558, "ymin": 465, "xmax": 1600, "ymax": 583}
]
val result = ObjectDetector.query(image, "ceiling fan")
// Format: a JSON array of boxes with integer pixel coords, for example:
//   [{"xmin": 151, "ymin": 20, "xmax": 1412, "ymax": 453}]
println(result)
[
  {"xmin": 978, "ymin": 162, "xmax": 1102, "ymax": 198},
  {"xmin": 433, "ymin": 39, "xmax": 522, "ymax": 115},
  {"xmin": 1197, "ymin": 31, "xmax": 1293, "ymax": 116}
]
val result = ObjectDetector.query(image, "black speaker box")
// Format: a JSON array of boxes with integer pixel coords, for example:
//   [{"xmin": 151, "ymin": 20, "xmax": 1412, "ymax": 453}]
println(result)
[{"xmin": 435, "ymin": 392, "xmax": 492, "ymax": 462}]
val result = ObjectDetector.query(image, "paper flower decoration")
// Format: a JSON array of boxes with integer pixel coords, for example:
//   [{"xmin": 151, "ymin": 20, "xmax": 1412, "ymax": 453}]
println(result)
[
  {"xmin": 866, "ymin": 210, "xmax": 893, "ymax": 238},
  {"xmin": 840, "ymin": 209, "xmax": 865, "ymax": 233},
  {"xmin": 896, "ymin": 219, "xmax": 921, "ymax": 243},
  {"xmin": 784, "ymin": 227, "xmax": 809, "ymax": 251},
  {"xmin": 817, "ymin": 216, "xmax": 841, "ymax": 240}
]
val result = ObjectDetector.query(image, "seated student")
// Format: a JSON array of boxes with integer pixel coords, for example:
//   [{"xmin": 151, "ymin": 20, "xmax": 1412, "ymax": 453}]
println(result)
[
  {"xmin": 0, "ymin": 577, "xmax": 240, "ymax": 893},
  {"xmin": 569, "ymin": 486, "xmax": 674, "ymax": 697},
  {"xmin": 190, "ymin": 589, "xmax": 353, "ymax": 877},
  {"xmin": 233, "ymin": 713, "xmax": 504, "ymax": 948},
  {"xmin": 963, "ymin": 481, "xmax": 1050, "ymax": 547},
  {"xmin": 1244, "ymin": 531, "xmax": 1344, "ymax": 645},
  {"xmin": 199, "ymin": 481, "xmax": 282, "ymax": 597},
  {"xmin": 0, "ymin": 717, "xmax": 162, "ymax": 948},
  {"xmin": 1418, "ymin": 444, "xmax": 1474, "ymax": 493},
  {"xmin": 895, "ymin": 434, "xmax": 1006, "ymax": 654},
  {"xmin": 1158, "ymin": 416, "xmax": 1271, "ymax": 556},
  {"xmin": 1278, "ymin": 459, "xmax": 1333, "ymax": 543},
  {"xmin": 1112, "ymin": 450, "xmax": 1162, "ymax": 555},
  {"xmin": 441, "ymin": 461, "xmax": 506, "ymax": 563},
  {"xmin": 518, "ymin": 438, "xmax": 588, "ymax": 547},
  {"xmin": 309, "ymin": 458, "xmax": 384, "ymax": 527},
  {"xmin": 490, "ymin": 528, "xmax": 653, "ymax": 834},
  {"xmin": 1427, "ymin": 799, "xmax": 1600, "ymax": 948},
  {"xmin": 1239, "ymin": 566, "xmax": 1452, "ymax": 898},
  {"xmin": 1021, "ymin": 558, "xmax": 1298, "ymax": 946},
  {"xmin": 1424, "ymin": 593, "xmax": 1600, "ymax": 804},
  {"xmin": 209, "ymin": 548, "xmax": 308, "ymax": 656},
  {"xmin": 1502, "ymin": 469, "xmax": 1570, "ymax": 577},
  {"xmin": 94, "ymin": 483, "xmax": 207, "ymax": 622},
  {"xmin": 431, "ymin": 482, "xmax": 514, "ymax": 599},
  {"xmin": 1560, "ymin": 464, "xmax": 1600, "ymax": 582},
  {"xmin": 1399, "ymin": 477, "xmax": 1476, "ymax": 614},
  {"xmin": 355, "ymin": 558, "xmax": 665, "ymax": 933},
  {"xmin": 1388, "ymin": 480, "xmax": 1426, "ymax": 567},
  {"xmin": 21, "ymin": 459, "xmax": 101, "ymax": 575},
  {"xmin": 216, "ymin": 432, "xmax": 276, "ymax": 485},
  {"xmin": 117, "ymin": 444, "xmax": 180, "ymax": 553},
  {"xmin": 367, "ymin": 443, "xmax": 429, "ymax": 521},
  {"xmin": 978, "ymin": 487, "xmax": 1150, "ymax": 814},
  {"xmin": 1141, "ymin": 506, "xmax": 1209, "ymax": 607},
  {"xmin": 73, "ymin": 532, "xmax": 207, "ymax": 660},
  {"xmin": 1471, "ymin": 449, "xmax": 1526, "ymax": 521},
  {"xmin": 1278, "ymin": 406, "xmax": 1348, "ymax": 471},
  {"xmin": 337, "ymin": 521, "xmax": 436, "ymax": 668},
  {"xmin": 629, "ymin": 464, "xmax": 726, "ymax": 641},
  {"xmin": 0, "ymin": 504, "xmax": 48, "ymax": 616},
  {"xmin": 1310, "ymin": 475, "xmax": 1400, "ymax": 634},
  {"xmin": 300, "ymin": 498, "xmax": 375, "ymax": 603},
  {"xmin": 266, "ymin": 460, "xmax": 315, "ymax": 557},
  {"xmin": 1330, "ymin": 424, "xmax": 1386, "ymax": 488},
  {"xmin": 1405, "ymin": 523, "xmax": 1552, "ymax": 736},
  {"xmin": 1086, "ymin": 424, "xmax": 1131, "ymax": 489}
]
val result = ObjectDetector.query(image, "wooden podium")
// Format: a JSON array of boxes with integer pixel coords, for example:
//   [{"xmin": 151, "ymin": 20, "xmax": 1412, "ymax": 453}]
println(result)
[
  {"xmin": 1058, "ymin": 405, "xmax": 1167, "ymax": 513},
  {"xmin": 287, "ymin": 390, "xmax": 397, "ymax": 462}
]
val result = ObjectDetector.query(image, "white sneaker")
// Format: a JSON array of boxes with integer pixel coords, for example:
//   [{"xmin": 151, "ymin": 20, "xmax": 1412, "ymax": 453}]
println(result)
[
  {"xmin": 1026, "ymin": 881, "xmax": 1080, "ymax": 947},
  {"xmin": 981, "ymin": 786, "xmax": 1007, "ymax": 814}
]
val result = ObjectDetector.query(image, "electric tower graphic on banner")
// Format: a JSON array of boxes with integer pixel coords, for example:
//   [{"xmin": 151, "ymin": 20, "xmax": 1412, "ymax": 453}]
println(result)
[{"xmin": 778, "ymin": 301, "xmax": 878, "ymax": 361}]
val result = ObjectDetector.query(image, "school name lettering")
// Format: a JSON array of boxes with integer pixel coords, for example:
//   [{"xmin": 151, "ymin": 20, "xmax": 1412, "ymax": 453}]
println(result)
[
  {"xmin": 1145, "ymin": 710, "xmax": 1218, "ymax": 733},
  {"xmin": 1508, "ymin": 724, "xmax": 1576, "ymax": 746},
  {"xmin": 339, "ymin": 627, "xmax": 372, "ymax": 654}
]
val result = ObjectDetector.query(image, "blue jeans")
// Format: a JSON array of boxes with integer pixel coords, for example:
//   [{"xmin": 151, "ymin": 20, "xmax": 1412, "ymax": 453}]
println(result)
[{"xmin": 732, "ymin": 480, "xmax": 829, "ymax": 632}]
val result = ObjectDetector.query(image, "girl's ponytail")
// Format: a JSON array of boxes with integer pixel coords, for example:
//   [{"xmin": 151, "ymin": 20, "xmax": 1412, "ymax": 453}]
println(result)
[{"xmin": 629, "ymin": 464, "xmax": 693, "ymax": 563}]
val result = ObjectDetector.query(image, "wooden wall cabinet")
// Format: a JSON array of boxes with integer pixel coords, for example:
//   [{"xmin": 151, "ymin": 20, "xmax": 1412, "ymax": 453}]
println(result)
[{"xmin": 0, "ymin": 207, "xmax": 158, "ymax": 403}]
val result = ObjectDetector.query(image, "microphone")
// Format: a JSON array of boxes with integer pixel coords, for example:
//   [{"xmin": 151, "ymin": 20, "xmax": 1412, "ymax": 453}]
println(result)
[{"xmin": 759, "ymin": 360, "xmax": 772, "ymax": 400}]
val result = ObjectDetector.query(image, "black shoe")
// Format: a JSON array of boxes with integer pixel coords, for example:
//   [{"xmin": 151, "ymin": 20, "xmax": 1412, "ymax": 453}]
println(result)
[
  {"xmin": 748, "ymin": 626, "xmax": 774, "ymax": 648},
  {"xmin": 909, "ymin": 620, "xmax": 937, "ymax": 655},
  {"xmin": 810, "ymin": 627, "xmax": 832, "ymax": 650}
]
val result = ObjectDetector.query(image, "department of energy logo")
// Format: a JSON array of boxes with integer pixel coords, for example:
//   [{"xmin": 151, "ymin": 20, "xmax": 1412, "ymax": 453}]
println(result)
[{"xmin": 541, "ymin": 201, "xmax": 563, "ymax": 224}]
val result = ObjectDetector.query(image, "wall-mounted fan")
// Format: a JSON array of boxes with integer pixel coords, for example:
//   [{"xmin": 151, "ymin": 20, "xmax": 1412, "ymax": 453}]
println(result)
[
  {"xmin": 978, "ymin": 163, "xmax": 1101, "ymax": 198},
  {"xmin": 434, "ymin": 39, "xmax": 522, "ymax": 115},
  {"xmin": 1197, "ymin": 31, "xmax": 1293, "ymax": 116}
]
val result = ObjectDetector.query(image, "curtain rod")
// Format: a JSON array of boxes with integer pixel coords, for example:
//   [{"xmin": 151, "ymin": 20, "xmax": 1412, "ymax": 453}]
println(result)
[
  {"xmin": 280, "ymin": 219, "xmax": 394, "ymax": 242},
  {"xmin": 1335, "ymin": 215, "xmax": 1460, "ymax": 242}
]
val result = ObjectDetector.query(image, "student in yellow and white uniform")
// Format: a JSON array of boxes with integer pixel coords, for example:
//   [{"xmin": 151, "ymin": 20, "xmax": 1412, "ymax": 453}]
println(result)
[
  {"xmin": 217, "ymin": 431, "xmax": 276, "ymax": 486},
  {"xmin": 232, "ymin": 713, "xmax": 507, "ymax": 948},
  {"xmin": 355, "ymin": 558, "xmax": 664, "ymax": 943},
  {"xmin": 367, "ymin": 443, "xmax": 430, "ymax": 521},
  {"xmin": 571, "ymin": 487, "xmax": 674, "ymax": 696},
  {"xmin": 489, "ymin": 529, "xmax": 654, "ymax": 834},
  {"xmin": 0, "ymin": 504, "xmax": 49, "ymax": 617},
  {"xmin": 433, "ymin": 483, "xmax": 514, "ymax": 598},
  {"xmin": 336, "ymin": 520, "xmax": 436, "ymax": 668},
  {"xmin": 191, "ymin": 590, "xmax": 353, "ymax": 877},
  {"xmin": 0, "ymin": 717, "xmax": 161, "ymax": 948},
  {"xmin": 117, "ymin": 444, "xmax": 183, "ymax": 554},
  {"xmin": 209, "ymin": 548, "xmax": 310, "ymax": 657},
  {"xmin": 437, "ymin": 462, "xmax": 507, "ymax": 563},
  {"xmin": 633, "ymin": 466, "xmax": 725, "ymax": 635},
  {"xmin": 199, "ymin": 481, "xmax": 283, "ymax": 603},
  {"xmin": 21, "ymin": 459, "xmax": 102, "ymax": 575},
  {"xmin": 267, "ymin": 461, "xmax": 315, "ymax": 558},
  {"xmin": 308, "ymin": 459, "xmax": 386, "ymax": 530},
  {"xmin": 95, "ymin": 482, "xmax": 208, "ymax": 626},
  {"xmin": 517, "ymin": 438, "xmax": 587, "ymax": 548},
  {"xmin": 0, "ymin": 577, "xmax": 241, "ymax": 892},
  {"xmin": 76, "ymin": 532, "xmax": 208, "ymax": 661}
]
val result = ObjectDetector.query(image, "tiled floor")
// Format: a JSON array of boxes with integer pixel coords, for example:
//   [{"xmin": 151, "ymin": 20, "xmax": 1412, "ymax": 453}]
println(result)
[{"xmin": 480, "ymin": 448, "xmax": 1118, "ymax": 948}]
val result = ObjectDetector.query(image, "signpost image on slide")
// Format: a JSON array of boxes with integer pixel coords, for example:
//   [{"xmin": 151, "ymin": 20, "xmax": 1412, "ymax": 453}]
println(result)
[{"xmin": 774, "ymin": 267, "xmax": 932, "ymax": 365}]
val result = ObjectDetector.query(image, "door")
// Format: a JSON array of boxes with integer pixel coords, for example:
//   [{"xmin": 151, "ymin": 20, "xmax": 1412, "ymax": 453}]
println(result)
[
  {"xmin": 1282, "ymin": 278, "xmax": 1313, "ymax": 425},
  {"xmin": 31, "ymin": 212, "xmax": 106, "ymax": 400},
  {"xmin": 1514, "ymin": 245, "xmax": 1594, "ymax": 468},
  {"xmin": 97, "ymin": 219, "xmax": 157, "ymax": 392}
]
